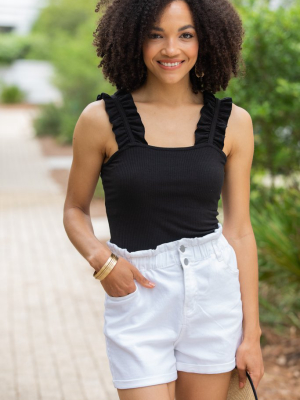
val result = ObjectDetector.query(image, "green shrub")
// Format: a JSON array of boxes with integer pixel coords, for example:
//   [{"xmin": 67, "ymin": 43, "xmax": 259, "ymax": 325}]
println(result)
[
  {"xmin": 33, "ymin": 101, "xmax": 105, "ymax": 199},
  {"xmin": 33, "ymin": 101, "xmax": 88, "ymax": 143},
  {"xmin": 30, "ymin": 0, "xmax": 113, "ymax": 145},
  {"xmin": 0, "ymin": 33, "xmax": 31, "ymax": 64},
  {"xmin": 33, "ymin": 103, "xmax": 63, "ymax": 137},
  {"xmin": 250, "ymin": 185, "xmax": 300, "ymax": 330},
  {"xmin": 224, "ymin": 3, "xmax": 300, "ymax": 177},
  {"xmin": 31, "ymin": 0, "xmax": 92, "ymax": 37},
  {"xmin": 0, "ymin": 83, "xmax": 26, "ymax": 103},
  {"xmin": 23, "ymin": 33, "xmax": 52, "ymax": 61},
  {"xmin": 58, "ymin": 106, "xmax": 81, "ymax": 144},
  {"xmin": 0, "ymin": 32, "xmax": 52, "ymax": 64}
]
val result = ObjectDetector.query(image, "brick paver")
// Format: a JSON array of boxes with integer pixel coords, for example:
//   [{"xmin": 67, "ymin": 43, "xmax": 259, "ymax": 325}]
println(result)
[{"xmin": 0, "ymin": 107, "xmax": 118, "ymax": 400}]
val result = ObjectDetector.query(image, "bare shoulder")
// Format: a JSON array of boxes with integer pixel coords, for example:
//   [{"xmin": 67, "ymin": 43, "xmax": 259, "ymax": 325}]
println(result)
[
  {"xmin": 225, "ymin": 102, "xmax": 254, "ymax": 158},
  {"xmin": 73, "ymin": 99, "xmax": 112, "ymax": 149},
  {"xmin": 64, "ymin": 99, "xmax": 113, "ymax": 212}
]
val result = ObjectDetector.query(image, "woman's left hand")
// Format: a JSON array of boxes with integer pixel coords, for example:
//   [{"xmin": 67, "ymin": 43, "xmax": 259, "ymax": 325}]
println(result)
[{"xmin": 235, "ymin": 338, "xmax": 265, "ymax": 390}]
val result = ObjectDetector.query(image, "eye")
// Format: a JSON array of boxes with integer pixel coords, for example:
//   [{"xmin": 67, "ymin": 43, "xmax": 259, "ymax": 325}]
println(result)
[
  {"xmin": 147, "ymin": 32, "xmax": 194, "ymax": 40},
  {"xmin": 181, "ymin": 32, "xmax": 194, "ymax": 39},
  {"xmin": 148, "ymin": 33, "xmax": 162, "ymax": 39}
]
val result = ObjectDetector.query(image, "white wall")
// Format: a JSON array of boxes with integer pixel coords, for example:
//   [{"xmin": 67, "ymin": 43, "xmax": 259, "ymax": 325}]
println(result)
[{"xmin": 0, "ymin": 0, "xmax": 48, "ymax": 35}]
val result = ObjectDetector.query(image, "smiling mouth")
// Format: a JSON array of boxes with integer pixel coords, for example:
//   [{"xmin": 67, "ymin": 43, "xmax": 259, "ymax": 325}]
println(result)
[{"xmin": 157, "ymin": 60, "xmax": 185, "ymax": 67}]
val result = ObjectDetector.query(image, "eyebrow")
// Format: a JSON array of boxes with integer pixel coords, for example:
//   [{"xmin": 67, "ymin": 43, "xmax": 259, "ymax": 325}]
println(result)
[{"xmin": 151, "ymin": 24, "xmax": 195, "ymax": 32}]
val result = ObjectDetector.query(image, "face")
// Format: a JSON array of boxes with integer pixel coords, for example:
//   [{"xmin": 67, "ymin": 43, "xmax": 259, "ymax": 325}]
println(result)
[{"xmin": 142, "ymin": 0, "xmax": 199, "ymax": 85}]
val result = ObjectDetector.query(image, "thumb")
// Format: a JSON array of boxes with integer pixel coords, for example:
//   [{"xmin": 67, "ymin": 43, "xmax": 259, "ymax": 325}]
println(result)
[{"xmin": 132, "ymin": 267, "xmax": 156, "ymax": 288}]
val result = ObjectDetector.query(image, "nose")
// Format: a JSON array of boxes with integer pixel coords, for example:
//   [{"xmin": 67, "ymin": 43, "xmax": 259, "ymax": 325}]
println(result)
[{"xmin": 161, "ymin": 38, "xmax": 180, "ymax": 57}]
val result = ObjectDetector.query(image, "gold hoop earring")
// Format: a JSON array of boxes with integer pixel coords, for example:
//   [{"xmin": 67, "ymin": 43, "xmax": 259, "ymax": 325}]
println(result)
[{"xmin": 195, "ymin": 64, "xmax": 204, "ymax": 79}]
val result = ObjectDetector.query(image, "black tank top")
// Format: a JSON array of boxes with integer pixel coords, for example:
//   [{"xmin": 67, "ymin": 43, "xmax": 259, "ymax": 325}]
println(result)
[{"xmin": 96, "ymin": 88, "xmax": 232, "ymax": 252}]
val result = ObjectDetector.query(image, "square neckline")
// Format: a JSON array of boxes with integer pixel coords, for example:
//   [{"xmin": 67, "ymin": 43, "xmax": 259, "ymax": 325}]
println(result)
[
  {"xmin": 126, "ymin": 90, "xmax": 209, "ymax": 150},
  {"xmin": 99, "ymin": 88, "xmax": 229, "ymax": 165}
]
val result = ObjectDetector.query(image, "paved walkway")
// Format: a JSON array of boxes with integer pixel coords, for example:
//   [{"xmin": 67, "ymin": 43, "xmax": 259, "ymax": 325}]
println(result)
[{"xmin": 0, "ymin": 107, "xmax": 118, "ymax": 400}]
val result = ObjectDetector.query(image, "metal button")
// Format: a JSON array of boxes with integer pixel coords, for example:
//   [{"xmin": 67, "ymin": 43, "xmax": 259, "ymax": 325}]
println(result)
[
  {"xmin": 180, "ymin": 245, "xmax": 186, "ymax": 253},
  {"xmin": 184, "ymin": 258, "xmax": 189, "ymax": 265}
]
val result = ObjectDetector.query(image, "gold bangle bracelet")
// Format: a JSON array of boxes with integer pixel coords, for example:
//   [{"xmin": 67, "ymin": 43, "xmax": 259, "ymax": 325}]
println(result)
[
  {"xmin": 93, "ymin": 254, "xmax": 116, "ymax": 279},
  {"xmin": 99, "ymin": 253, "xmax": 118, "ymax": 275},
  {"xmin": 93, "ymin": 258, "xmax": 116, "ymax": 280},
  {"xmin": 98, "ymin": 262, "xmax": 116, "ymax": 281},
  {"xmin": 93, "ymin": 253, "xmax": 119, "ymax": 281},
  {"xmin": 95, "ymin": 258, "xmax": 115, "ymax": 279},
  {"xmin": 93, "ymin": 258, "xmax": 113, "ymax": 279},
  {"xmin": 94, "ymin": 253, "xmax": 118, "ymax": 275},
  {"xmin": 96, "ymin": 256, "xmax": 118, "ymax": 281}
]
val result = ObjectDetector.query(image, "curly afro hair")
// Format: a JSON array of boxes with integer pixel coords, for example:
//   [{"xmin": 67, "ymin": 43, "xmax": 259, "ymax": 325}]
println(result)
[{"xmin": 93, "ymin": 0, "xmax": 245, "ymax": 94}]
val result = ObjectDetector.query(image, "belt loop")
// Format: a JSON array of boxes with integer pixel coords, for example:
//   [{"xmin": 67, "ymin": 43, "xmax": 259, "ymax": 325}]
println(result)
[{"xmin": 212, "ymin": 239, "xmax": 223, "ymax": 262}]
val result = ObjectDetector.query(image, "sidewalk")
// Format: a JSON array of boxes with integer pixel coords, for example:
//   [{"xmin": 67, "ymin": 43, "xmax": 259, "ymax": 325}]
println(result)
[{"xmin": 0, "ymin": 106, "xmax": 118, "ymax": 400}]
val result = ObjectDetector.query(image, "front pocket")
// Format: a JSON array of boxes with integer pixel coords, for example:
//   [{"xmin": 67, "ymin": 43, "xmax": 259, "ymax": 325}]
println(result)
[
  {"xmin": 197, "ymin": 250, "xmax": 242, "ymax": 322},
  {"xmin": 106, "ymin": 281, "xmax": 139, "ymax": 302},
  {"xmin": 221, "ymin": 244, "xmax": 239, "ymax": 275}
]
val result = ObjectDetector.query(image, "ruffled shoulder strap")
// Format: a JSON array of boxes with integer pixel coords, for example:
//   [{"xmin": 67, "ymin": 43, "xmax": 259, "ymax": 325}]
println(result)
[
  {"xmin": 195, "ymin": 90, "xmax": 232, "ymax": 150},
  {"xmin": 96, "ymin": 89, "xmax": 146, "ymax": 149}
]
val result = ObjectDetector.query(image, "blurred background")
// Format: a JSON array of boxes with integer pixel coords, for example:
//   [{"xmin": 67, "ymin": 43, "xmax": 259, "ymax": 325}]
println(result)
[{"xmin": 0, "ymin": 0, "xmax": 299, "ymax": 399}]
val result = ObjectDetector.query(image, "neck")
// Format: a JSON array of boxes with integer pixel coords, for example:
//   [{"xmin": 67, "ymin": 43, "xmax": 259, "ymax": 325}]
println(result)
[{"xmin": 134, "ymin": 72, "xmax": 202, "ymax": 107}]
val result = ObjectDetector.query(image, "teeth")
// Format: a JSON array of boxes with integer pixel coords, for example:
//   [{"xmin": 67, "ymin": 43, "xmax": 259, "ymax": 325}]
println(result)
[{"xmin": 160, "ymin": 61, "xmax": 182, "ymax": 67}]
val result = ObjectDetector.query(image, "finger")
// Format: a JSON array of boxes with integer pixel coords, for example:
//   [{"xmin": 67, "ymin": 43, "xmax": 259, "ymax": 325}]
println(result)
[
  {"xmin": 248, "ymin": 370, "xmax": 261, "ymax": 390},
  {"xmin": 250, "ymin": 375, "xmax": 259, "ymax": 391},
  {"xmin": 237, "ymin": 367, "xmax": 247, "ymax": 388},
  {"xmin": 131, "ymin": 267, "xmax": 155, "ymax": 288}
]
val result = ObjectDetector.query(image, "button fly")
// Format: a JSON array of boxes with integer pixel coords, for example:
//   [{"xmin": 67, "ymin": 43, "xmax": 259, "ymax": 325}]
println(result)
[
  {"xmin": 180, "ymin": 245, "xmax": 186, "ymax": 253},
  {"xmin": 184, "ymin": 258, "xmax": 189, "ymax": 265}
]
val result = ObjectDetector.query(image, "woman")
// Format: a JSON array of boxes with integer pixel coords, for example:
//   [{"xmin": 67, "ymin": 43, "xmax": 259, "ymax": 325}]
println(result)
[{"xmin": 63, "ymin": 0, "xmax": 264, "ymax": 399}]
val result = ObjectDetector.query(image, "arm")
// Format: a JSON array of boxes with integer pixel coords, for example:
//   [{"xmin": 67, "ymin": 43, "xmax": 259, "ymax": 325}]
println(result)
[
  {"xmin": 222, "ymin": 103, "xmax": 264, "ymax": 388},
  {"xmin": 63, "ymin": 100, "xmax": 155, "ymax": 295},
  {"xmin": 63, "ymin": 99, "xmax": 112, "ymax": 269}
]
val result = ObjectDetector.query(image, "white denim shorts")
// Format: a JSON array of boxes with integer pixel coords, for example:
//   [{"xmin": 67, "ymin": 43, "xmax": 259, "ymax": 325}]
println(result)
[{"xmin": 103, "ymin": 223, "xmax": 244, "ymax": 389}]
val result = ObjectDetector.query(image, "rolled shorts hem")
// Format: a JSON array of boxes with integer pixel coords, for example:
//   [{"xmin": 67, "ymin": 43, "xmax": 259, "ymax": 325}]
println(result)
[
  {"xmin": 176, "ymin": 358, "xmax": 236, "ymax": 374},
  {"xmin": 112, "ymin": 370, "xmax": 178, "ymax": 389}
]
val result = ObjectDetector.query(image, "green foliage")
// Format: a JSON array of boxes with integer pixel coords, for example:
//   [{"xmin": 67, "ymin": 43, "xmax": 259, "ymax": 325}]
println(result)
[
  {"xmin": 250, "ymin": 185, "xmax": 300, "ymax": 329},
  {"xmin": 31, "ymin": 0, "xmax": 94, "ymax": 37},
  {"xmin": 33, "ymin": 101, "xmax": 106, "ymax": 198},
  {"xmin": 30, "ymin": 0, "xmax": 113, "ymax": 146},
  {"xmin": 49, "ymin": 24, "xmax": 112, "ymax": 114},
  {"xmin": 95, "ymin": 178, "xmax": 105, "ymax": 199},
  {"xmin": 222, "ymin": 3, "xmax": 300, "ymax": 178},
  {"xmin": 23, "ymin": 33, "xmax": 52, "ymax": 61},
  {"xmin": 0, "ymin": 82, "xmax": 26, "ymax": 103},
  {"xmin": 0, "ymin": 32, "xmax": 53, "ymax": 64},
  {"xmin": 0, "ymin": 33, "xmax": 31, "ymax": 64},
  {"xmin": 33, "ymin": 103, "xmax": 63, "ymax": 137}
]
